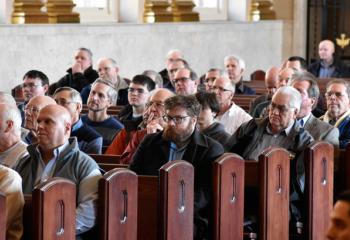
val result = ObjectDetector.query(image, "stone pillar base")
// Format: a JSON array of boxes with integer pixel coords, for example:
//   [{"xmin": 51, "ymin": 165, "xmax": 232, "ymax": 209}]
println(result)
[
  {"xmin": 12, "ymin": 2, "xmax": 48, "ymax": 24},
  {"xmin": 143, "ymin": 1, "xmax": 173, "ymax": 23},
  {"xmin": 257, "ymin": 0, "xmax": 276, "ymax": 20},
  {"xmin": 46, "ymin": 2, "xmax": 80, "ymax": 23},
  {"xmin": 172, "ymin": 1, "xmax": 199, "ymax": 22}
]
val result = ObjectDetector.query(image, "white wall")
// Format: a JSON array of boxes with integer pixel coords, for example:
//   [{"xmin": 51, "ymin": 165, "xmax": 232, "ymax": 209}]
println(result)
[{"xmin": 0, "ymin": 21, "xmax": 292, "ymax": 93}]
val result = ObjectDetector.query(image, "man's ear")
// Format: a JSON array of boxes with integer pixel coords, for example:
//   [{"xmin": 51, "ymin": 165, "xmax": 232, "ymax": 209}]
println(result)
[
  {"xmin": 76, "ymin": 102, "xmax": 82, "ymax": 113},
  {"xmin": 43, "ymin": 85, "xmax": 49, "ymax": 94},
  {"xmin": 310, "ymin": 97, "xmax": 316, "ymax": 108},
  {"xmin": 65, "ymin": 121, "xmax": 71, "ymax": 135},
  {"xmin": 4, "ymin": 120, "xmax": 13, "ymax": 133}
]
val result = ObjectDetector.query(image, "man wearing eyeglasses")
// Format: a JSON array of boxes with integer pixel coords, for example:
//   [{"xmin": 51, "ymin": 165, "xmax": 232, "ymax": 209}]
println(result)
[
  {"xmin": 203, "ymin": 68, "xmax": 223, "ymax": 92},
  {"xmin": 53, "ymin": 87, "xmax": 102, "ymax": 154},
  {"xmin": 320, "ymin": 79, "xmax": 350, "ymax": 149},
  {"xmin": 18, "ymin": 70, "xmax": 49, "ymax": 124},
  {"xmin": 212, "ymin": 74, "xmax": 252, "ymax": 134},
  {"xmin": 105, "ymin": 75, "xmax": 155, "ymax": 155},
  {"xmin": 174, "ymin": 67, "xmax": 198, "ymax": 96},
  {"xmin": 158, "ymin": 49, "xmax": 184, "ymax": 91},
  {"xmin": 130, "ymin": 94, "xmax": 224, "ymax": 239},
  {"xmin": 225, "ymin": 86, "xmax": 314, "ymax": 234}
]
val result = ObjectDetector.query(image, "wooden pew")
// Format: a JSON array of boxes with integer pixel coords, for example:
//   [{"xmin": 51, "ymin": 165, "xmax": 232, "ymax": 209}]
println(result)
[
  {"xmin": 99, "ymin": 168, "xmax": 138, "ymax": 240},
  {"xmin": 89, "ymin": 154, "xmax": 122, "ymax": 164},
  {"xmin": 0, "ymin": 193, "xmax": 5, "ymax": 240},
  {"xmin": 213, "ymin": 153, "xmax": 245, "ymax": 240},
  {"xmin": 304, "ymin": 141, "xmax": 334, "ymax": 239},
  {"xmin": 232, "ymin": 95, "xmax": 257, "ymax": 112},
  {"xmin": 23, "ymin": 178, "xmax": 76, "ymax": 240}
]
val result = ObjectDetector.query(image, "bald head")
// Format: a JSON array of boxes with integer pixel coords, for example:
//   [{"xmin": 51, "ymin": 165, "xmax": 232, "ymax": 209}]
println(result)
[
  {"xmin": 143, "ymin": 88, "xmax": 175, "ymax": 123},
  {"xmin": 319, "ymin": 40, "xmax": 335, "ymax": 63},
  {"xmin": 265, "ymin": 67, "xmax": 279, "ymax": 97},
  {"xmin": 37, "ymin": 104, "xmax": 72, "ymax": 151},
  {"xmin": 24, "ymin": 96, "xmax": 56, "ymax": 131},
  {"xmin": 151, "ymin": 88, "xmax": 175, "ymax": 102},
  {"xmin": 278, "ymin": 67, "xmax": 295, "ymax": 88}
]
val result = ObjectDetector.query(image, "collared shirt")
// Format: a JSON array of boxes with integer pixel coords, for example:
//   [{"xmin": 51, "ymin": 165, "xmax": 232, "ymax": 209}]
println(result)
[
  {"xmin": 319, "ymin": 61, "xmax": 336, "ymax": 78},
  {"xmin": 216, "ymin": 103, "xmax": 252, "ymax": 135},
  {"xmin": 72, "ymin": 118, "xmax": 84, "ymax": 132},
  {"xmin": 298, "ymin": 113, "xmax": 311, "ymax": 128},
  {"xmin": 0, "ymin": 140, "xmax": 28, "ymax": 168},
  {"xmin": 168, "ymin": 141, "xmax": 188, "ymax": 162}
]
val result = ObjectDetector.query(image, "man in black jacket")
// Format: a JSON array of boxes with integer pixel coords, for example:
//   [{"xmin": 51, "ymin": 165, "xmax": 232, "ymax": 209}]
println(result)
[
  {"xmin": 130, "ymin": 95, "xmax": 224, "ymax": 240},
  {"xmin": 49, "ymin": 47, "xmax": 98, "ymax": 94}
]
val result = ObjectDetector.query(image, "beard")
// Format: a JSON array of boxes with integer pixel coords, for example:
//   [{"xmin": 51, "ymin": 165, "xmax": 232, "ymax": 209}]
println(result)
[{"xmin": 162, "ymin": 124, "xmax": 193, "ymax": 147}]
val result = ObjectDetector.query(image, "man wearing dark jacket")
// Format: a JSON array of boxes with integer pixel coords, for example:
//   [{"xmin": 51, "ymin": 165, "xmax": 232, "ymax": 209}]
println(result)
[
  {"xmin": 130, "ymin": 95, "xmax": 224, "ymax": 239},
  {"xmin": 49, "ymin": 47, "xmax": 98, "ymax": 94}
]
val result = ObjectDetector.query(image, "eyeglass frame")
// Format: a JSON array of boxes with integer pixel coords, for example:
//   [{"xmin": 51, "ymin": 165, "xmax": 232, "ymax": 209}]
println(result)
[{"xmin": 163, "ymin": 115, "xmax": 191, "ymax": 124}]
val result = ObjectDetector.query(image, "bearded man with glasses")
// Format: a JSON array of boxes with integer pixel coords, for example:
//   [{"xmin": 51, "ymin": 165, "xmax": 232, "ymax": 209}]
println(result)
[
  {"xmin": 129, "ymin": 94, "xmax": 224, "ymax": 240},
  {"xmin": 320, "ymin": 79, "xmax": 350, "ymax": 149}
]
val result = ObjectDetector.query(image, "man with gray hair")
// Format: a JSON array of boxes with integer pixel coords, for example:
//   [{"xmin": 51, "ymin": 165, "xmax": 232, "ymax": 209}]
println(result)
[
  {"xmin": 203, "ymin": 68, "xmax": 224, "ymax": 92},
  {"xmin": 81, "ymin": 79, "xmax": 124, "ymax": 146},
  {"xmin": 224, "ymin": 54, "xmax": 255, "ymax": 95},
  {"xmin": 174, "ymin": 67, "xmax": 198, "ymax": 95},
  {"xmin": 289, "ymin": 72, "xmax": 339, "ymax": 146},
  {"xmin": 0, "ymin": 104, "xmax": 28, "ymax": 168},
  {"xmin": 54, "ymin": 87, "xmax": 103, "ymax": 154},
  {"xmin": 226, "ymin": 86, "xmax": 314, "ymax": 234},
  {"xmin": 159, "ymin": 49, "xmax": 184, "ymax": 90}
]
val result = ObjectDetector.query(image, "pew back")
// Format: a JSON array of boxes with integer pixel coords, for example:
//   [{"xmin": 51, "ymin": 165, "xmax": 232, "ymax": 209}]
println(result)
[{"xmin": 0, "ymin": 193, "xmax": 5, "ymax": 240}]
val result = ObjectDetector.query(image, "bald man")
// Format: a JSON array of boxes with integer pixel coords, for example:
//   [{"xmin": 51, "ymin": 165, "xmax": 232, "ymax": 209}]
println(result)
[
  {"xmin": 250, "ymin": 67, "xmax": 279, "ymax": 117},
  {"xmin": 309, "ymin": 40, "xmax": 350, "ymax": 78},
  {"xmin": 159, "ymin": 49, "xmax": 184, "ymax": 91},
  {"xmin": 23, "ymin": 95, "xmax": 56, "ymax": 144},
  {"xmin": 15, "ymin": 104, "xmax": 101, "ymax": 236}
]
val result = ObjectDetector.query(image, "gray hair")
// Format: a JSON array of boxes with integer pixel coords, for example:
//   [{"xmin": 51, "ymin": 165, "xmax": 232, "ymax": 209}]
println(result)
[
  {"xmin": 224, "ymin": 54, "xmax": 246, "ymax": 70},
  {"xmin": 326, "ymin": 79, "xmax": 350, "ymax": 98},
  {"xmin": 53, "ymin": 87, "xmax": 83, "ymax": 105},
  {"xmin": 0, "ymin": 92, "xmax": 16, "ymax": 106},
  {"xmin": 92, "ymin": 78, "xmax": 118, "ymax": 105},
  {"xmin": 275, "ymin": 86, "xmax": 302, "ymax": 111},
  {"xmin": 166, "ymin": 49, "xmax": 184, "ymax": 59},
  {"xmin": 142, "ymin": 70, "xmax": 163, "ymax": 88},
  {"xmin": 289, "ymin": 72, "xmax": 320, "ymax": 108},
  {"xmin": 0, "ymin": 104, "xmax": 22, "ymax": 135}
]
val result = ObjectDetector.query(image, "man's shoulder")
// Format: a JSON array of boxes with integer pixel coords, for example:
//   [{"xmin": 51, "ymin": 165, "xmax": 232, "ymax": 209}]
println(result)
[
  {"xmin": 73, "ymin": 123, "xmax": 102, "ymax": 141},
  {"xmin": 105, "ymin": 116, "xmax": 124, "ymax": 129},
  {"xmin": 306, "ymin": 115, "xmax": 334, "ymax": 131}
]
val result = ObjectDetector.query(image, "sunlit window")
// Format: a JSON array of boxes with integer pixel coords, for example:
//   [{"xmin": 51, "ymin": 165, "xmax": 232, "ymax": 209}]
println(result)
[
  {"xmin": 194, "ymin": 0, "xmax": 219, "ymax": 8},
  {"xmin": 73, "ymin": 0, "xmax": 117, "ymax": 22},
  {"xmin": 193, "ymin": 0, "xmax": 227, "ymax": 20}
]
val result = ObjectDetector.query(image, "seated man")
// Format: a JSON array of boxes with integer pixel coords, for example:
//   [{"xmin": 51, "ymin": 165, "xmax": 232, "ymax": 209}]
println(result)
[
  {"xmin": 289, "ymin": 71, "xmax": 339, "ymax": 146},
  {"xmin": 158, "ymin": 49, "xmax": 184, "ymax": 91},
  {"xmin": 81, "ymin": 57, "xmax": 129, "ymax": 105},
  {"xmin": 225, "ymin": 86, "xmax": 314, "ymax": 232},
  {"xmin": 82, "ymin": 79, "xmax": 124, "ymax": 146},
  {"xmin": 174, "ymin": 67, "xmax": 198, "ymax": 96},
  {"xmin": 142, "ymin": 70, "xmax": 163, "ymax": 88},
  {"xmin": 320, "ymin": 79, "xmax": 350, "ymax": 149},
  {"xmin": 53, "ymin": 87, "xmax": 103, "ymax": 154},
  {"xmin": 106, "ymin": 75, "xmax": 155, "ymax": 155},
  {"xmin": 203, "ymin": 68, "xmax": 223, "ymax": 92},
  {"xmin": 224, "ymin": 55, "xmax": 255, "ymax": 95},
  {"xmin": 17, "ymin": 70, "xmax": 49, "ymax": 122},
  {"xmin": 49, "ymin": 47, "xmax": 98, "ymax": 94},
  {"xmin": 129, "ymin": 95, "xmax": 224, "ymax": 239},
  {"xmin": 15, "ymin": 104, "xmax": 101, "ymax": 236},
  {"xmin": 0, "ymin": 164, "xmax": 24, "ymax": 240},
  {"xmin": 327, "ymin": 190, "xmax": 350, "ymax": 239},
  {"xmin": 286, "ymin": 56, "xmax": 308, "ymax": 71},
  {"xmin": 23, "ymin": 95, "xmax": 56, "ymax": 144},
  {"xmin": 212, "ymin": 74, "xmax": 252, "ymax": 134},
  {"xmin": 195, "ymin": 91, "xmax": 230, "ymax": 144},
  {"xmin": 0, "ymin": 104, "xmax": 28, "ymax": 168}
]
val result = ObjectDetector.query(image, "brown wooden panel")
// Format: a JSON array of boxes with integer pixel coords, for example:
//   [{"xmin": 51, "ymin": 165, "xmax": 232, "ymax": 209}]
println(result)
[
  {"xmin": 98, "ymin": 163, "xmax": 128, "ymax": 172},
  {"xmin": 250, "ymin": 70, "xmax": 266, "ymax": 81},
  {"xmin": 22, "ymin": 194, "xmax": 33, "ymax": 239},
  {"xmin": 258, "ymin": 148, "xmax": 290, "ymax": 240},
  {"xmin": 99, "ymin": 168, "xmax": 138, "ymax": 240},
  {"xmin": 0, "ymin": 193, "xmax": 5, "ymax": 240},
  {"xmin": 89, "ymin": 154, "xmax": 122, "ymax": 164},
  {"xmin": 137, "ymin": 176, "xmax": 158, "ymax": 240},
  {"xmin": 304, "ymin": 141, "xmax": 334, "ymax": 240},
  {"xmin": 159, "ymin": 160, "xmax": 194, "ymax": 240},
  {"xmin": 33, "ymin": 178, "xmax": 76, "ymax": 240},
  {"xmin": 213, "ymin": 153, "xmax": 244, "ymax": 240}
]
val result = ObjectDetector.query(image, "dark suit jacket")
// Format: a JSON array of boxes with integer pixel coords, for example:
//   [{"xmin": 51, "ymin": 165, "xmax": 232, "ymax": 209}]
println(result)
[
  {"xmin": 129, "ymin": 130, "xmax": 224, "ymax": 239},
  {"xmin": 308, "ymin": 58, "xmax": 350, "ymax": 78}
]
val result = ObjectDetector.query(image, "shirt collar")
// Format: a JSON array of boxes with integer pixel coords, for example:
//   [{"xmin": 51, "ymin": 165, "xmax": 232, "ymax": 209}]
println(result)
[
  {"xmin": 37, "ymin": 140, "xmax": 69, "ymax": 161},
  {"xmin": 72, "ymin": 118, "xmax": 83, "ymax": 132},
  {"xmin": 299, "ymin": 113, "xmax": 311, "ymax": 126},
  {"xmin": 266, "ymin": 120, "xmax": 295, "ymax": 136}
]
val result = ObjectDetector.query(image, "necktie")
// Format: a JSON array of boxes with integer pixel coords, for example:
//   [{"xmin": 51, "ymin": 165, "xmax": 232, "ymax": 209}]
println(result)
[{"xmin": 299, "ymin": 119, "xmax": 304, "ymax": 127}]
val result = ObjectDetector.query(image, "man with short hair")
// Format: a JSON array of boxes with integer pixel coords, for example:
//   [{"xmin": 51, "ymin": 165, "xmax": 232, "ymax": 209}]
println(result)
[
  {"xmin": 289, "ymin": 72, "xmax": 339, "ymax": 146},
  {"xmin": 309, "ymin": 40, "xmax": 350, "ymax": 78},
  {"xmin": 15, "ymin": 104, "xmax": 101, "ymax": 236},
  {"xmin": 23, "ymin": 95, "xmax": 56, "ymax": 144},
  {"xmin": 327, "ymin": 190, "xmax": 350, "ymax": 240},
  {"xmin": 49, "ymin": 47, "xmax": 98, "ymax": 94},
  {"xmin": 130, "ymin": 95, "xmax": 224, "ymax": 239},
  {"xmin": 81, "ymin": 57, "xmax": 129, "ymax": 105},
  {"xmin": 142, "ymin": 70, "xmax": 163, "ymax": 88},
  {"xmin": 203, "ymin": 68, "xmax": 223, "ymax": 92},
  {"xmin": 225, "ymin": 86, "xmax": 314, "ymax": 233},
  {"xmin": 82, "ymin": 79, "xmax": 124, "ymax": 146},
  {"xmin": 159, "ymin": 49, "xmax": 184, "ymax": 90},
  {"xmin": 18, "ymin": 70, "xmax": 49, "ymax": 122},
  {"xmin": 286, "ymin": 56, "xmax": 308, "ymax": 71},
  {"xmin": 250, "ymin": 66, "xmax": 279, "ymax": 117},
  {"xmin": 0, "ymin": 104, "xmax": 28, "ymax": 168},
  {"xmin": 224, "ymin": 55, "xmax": 255, "ymax": 95},
  {"xmin": 165, "ymin": 58, "xmax": 188, "ymax": 92},
  {"xmin": 212, "ymin": 74, "xmax": 252, "ymax": 134},
  {"xmin": 320, "ymin": 79, "xmax": 350, "ymax": 149},
  {"xmin": 53, "ymin": 87, "xmax": 103, "ymax": 154},
  {"xmin": 174, "ymin": 67, "xmax": 198, "ymax": 95}
]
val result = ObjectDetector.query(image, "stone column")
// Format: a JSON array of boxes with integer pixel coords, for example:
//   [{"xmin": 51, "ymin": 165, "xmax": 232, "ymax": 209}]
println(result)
[
  {"xmin": 46, "ymin": 0, "xmax": 80, "ymax": 23},
  {"xmin": 11, "ymin": 0, "xmax": 48, "ymax": 23},
  {"xmin": 143, "ymin": 0, "xmax": 173, "ymax": 23},
  {"xmin": 171, "ymin": 0, "xmax": 199, "ymax": 22}
]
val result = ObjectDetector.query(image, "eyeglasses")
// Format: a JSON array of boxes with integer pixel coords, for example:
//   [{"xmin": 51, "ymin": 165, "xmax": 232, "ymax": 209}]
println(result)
[
  {"xmin": 268, "ymin": 102, "xmax": 293, "ymax": 114},
  {"xmin": 145, "ymin": 101, "xmax": 165, "ymax": 109},
  {"xmin": 163, "ymin": 115, "xmax": 190, "ymax": 124},
  {"xmin": 55, "ymin": 99, "xmax": 77, "ymax": 106},
  {"xmin": 173, "ymin": 77, "xmax": 191, "ymax": 84},
  {"xmin": 128, "ymin": 88, "xmax": 146, "ymax": 94},
  {"xmin": 325, "ymin": 91, "xmax": 346, "ymax": 98},
  {"xmin": 24, "ymin": 106, "xmax": 40, "ymax": 114},
  {"xmin": 22, "ymin": 83, "xmax": 42, "ymax": 89},
  {"xmin": 212, "ymin": 86, "xmax": 231, "ymax": 93}
]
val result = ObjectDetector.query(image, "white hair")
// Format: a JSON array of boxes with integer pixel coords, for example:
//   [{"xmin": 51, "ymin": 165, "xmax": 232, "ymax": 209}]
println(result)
[
  {"xmin": 166, "ymin": 49, "xmax": 184, "ymax": 59},
  {"xmin": 0, "ymin": 92, "xmax": 16, "ymax": 106},
  {"xmin": 0, "ymin": 104, "xmax": 22, "ymax": 135},
  {"xmin": 275, "ymin": 86, "xmax": 302, "ymax": 111},
  {"xmin": 224, "ymin": 54, "xmax": 246, "ymax": 70}
]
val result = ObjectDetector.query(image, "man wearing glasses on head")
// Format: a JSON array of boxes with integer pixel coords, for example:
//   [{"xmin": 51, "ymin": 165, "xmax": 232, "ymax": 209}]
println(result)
[
  {"xmin": 320, "ymin": 79, "xmax": 350, "ymax": 149},
  {"xmin": 129, "ymin": 95, "xmax": 224, "ymax": 240},
  {"xmin": 18, "ymin": 70, "xmax": 49, "ymax": 124}
]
